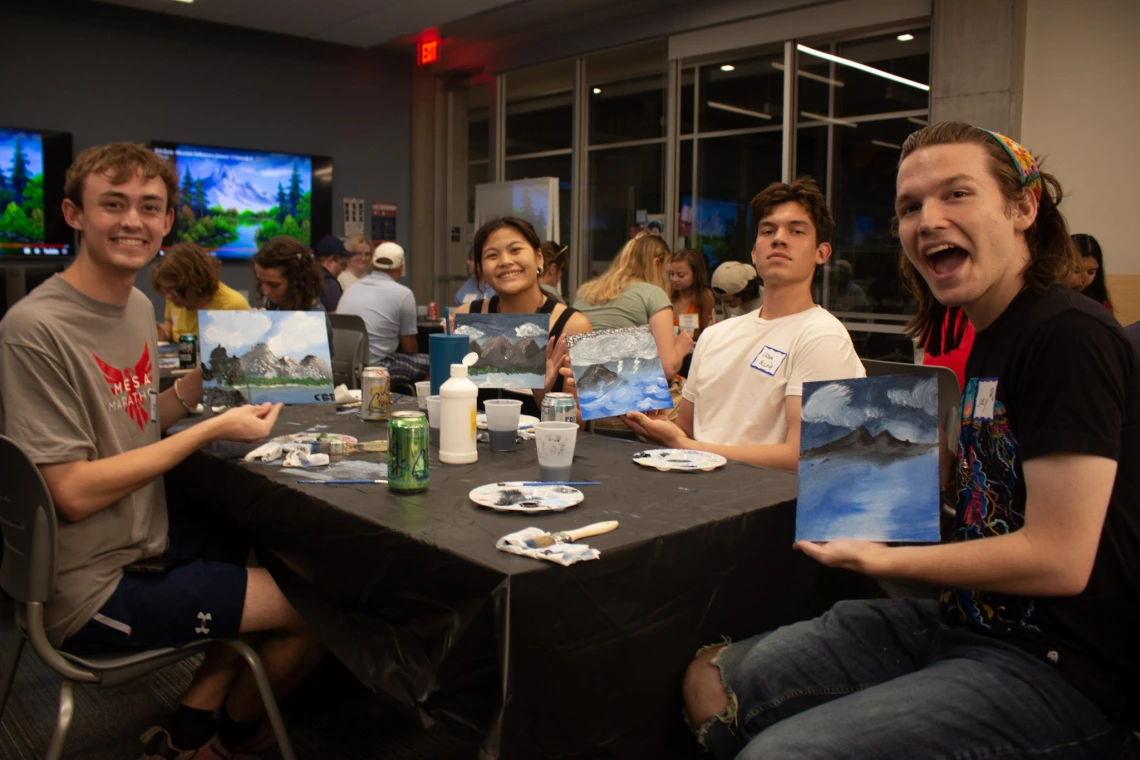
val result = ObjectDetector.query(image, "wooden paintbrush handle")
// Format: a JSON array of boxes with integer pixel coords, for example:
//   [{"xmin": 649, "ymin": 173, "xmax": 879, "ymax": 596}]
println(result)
[{"xmin": 563, "ymin": 521, "xmax": 619, "ymax": 542}]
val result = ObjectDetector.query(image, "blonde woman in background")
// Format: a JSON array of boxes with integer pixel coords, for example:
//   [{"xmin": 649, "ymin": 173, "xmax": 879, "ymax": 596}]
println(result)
[
  {"xmin": 338, "ymin": 233, "xmax": 373, "ymax": 291},
  {"xmin": 573, "ymin": 232, "xmax": 693, "ymax": 378}
]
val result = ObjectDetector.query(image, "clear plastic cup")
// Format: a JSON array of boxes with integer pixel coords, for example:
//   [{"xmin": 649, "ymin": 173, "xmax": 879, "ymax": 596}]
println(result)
[
  {"xmin": 484, "ymin": 399, "xmax": 523, "ymax": 452},
  {"xmin": 414, "ymin": 381, "xmax": 432, "ymax": 409},
  {"xmin": 534, "ymin": 421, "xmax": 578, "ymax": 481}
]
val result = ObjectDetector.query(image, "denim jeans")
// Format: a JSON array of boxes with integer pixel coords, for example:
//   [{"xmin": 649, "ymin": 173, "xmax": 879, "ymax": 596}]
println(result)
[{"xmin": 697, "ymin": 598, "xmax": 1133, "ymax": 759}]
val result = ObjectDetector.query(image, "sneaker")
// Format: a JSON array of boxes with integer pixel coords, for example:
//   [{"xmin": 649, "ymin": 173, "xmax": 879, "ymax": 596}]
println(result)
[{"xmin": 138, "ymin": 727, "xmax": 258, "ymax": 760}]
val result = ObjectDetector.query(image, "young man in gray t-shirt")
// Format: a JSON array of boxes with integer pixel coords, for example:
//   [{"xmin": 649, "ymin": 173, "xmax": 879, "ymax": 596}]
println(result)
[{"xmin": 0, "ymin": 143, "xmax": 323, "ymax": 758}]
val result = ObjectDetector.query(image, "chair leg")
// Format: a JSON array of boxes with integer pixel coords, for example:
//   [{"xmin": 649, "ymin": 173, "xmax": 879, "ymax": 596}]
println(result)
[
  {"xmin": 0, "ymin": 630, "xmax": 25, "ymax": 722},
  {"xmin": 224, "ymin": 639, "xmax": 296, "ymax": 760},
  {"xmin": 44, "ymin": 680, "xmax": 74, "ymax": 760}
]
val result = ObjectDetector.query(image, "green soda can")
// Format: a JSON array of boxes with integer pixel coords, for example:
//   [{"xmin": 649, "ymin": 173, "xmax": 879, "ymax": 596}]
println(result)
[{"xmin": 388, "ymin": 411, "xmax": 430, "ymax": 493}]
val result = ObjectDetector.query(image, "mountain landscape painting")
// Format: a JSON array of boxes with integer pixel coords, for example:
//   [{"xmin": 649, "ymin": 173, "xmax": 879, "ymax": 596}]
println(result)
[
  {"xmin": 199, "ymin": 310, "xmax": 334, "ymax": 405},
  {"xmin": 453, "ymin": 313, "xmax": 547, "ymax": 389},
  {"xmin": 796, "ymin": 375, "xmax": 941, "ymax": 543},
  {"xmin": 156, "ymin": 144, "xmax": 312, "ymax": 258},
  {"xmin": 566, "ymin": 325, "xmax": 672, "ymax": 421}
]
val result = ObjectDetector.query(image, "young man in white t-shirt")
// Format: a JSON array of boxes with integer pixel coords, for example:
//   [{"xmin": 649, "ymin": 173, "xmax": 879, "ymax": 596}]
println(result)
[{"xmin": 626, "ymin": 177, "xmax": 864, "ymax": 471}]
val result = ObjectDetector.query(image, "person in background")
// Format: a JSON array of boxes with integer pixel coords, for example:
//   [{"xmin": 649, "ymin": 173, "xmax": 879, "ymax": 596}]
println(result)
[
  {"xmin": 573, "ymin": 232, "xmax": 693, "ymax": 379},
  {"xmin": 338, "ymin": 233, "xmax": 373, "ymax": 292},
  {"xmin": 455, "ymin": 245, "xmax": 496, "ymax": 306},
  {"xmin": 625, "ymin": 178, "xmax": 864, "ymax": 471},
  {"xmin": 336, "ymin": 242, "xmax": 429, "ymax": 383},
  {"xmin": 711, "ymin": 261, "xmax": 764, "ymax": 318},
  {"xmin": 1070, "ymin": 233, "xmax": 1115, "ymax": 314},
  {"xmin": 830, "ymin": 259, "xmax": 870, "ymax": 311},
  {"xmin": 152, "ymin": 241, "xmax": 249, "ymax": 341},
  {"xmin": 252, "ymin": 236, "xmax": 326, "ymax": 312},
  {"xmin": 538, "ymin": 240, "xmax": 569, "ymax": 304},
  {"xmin": 313, "ymin": 235, "xmax": 350, "ymax": 312},
  {"xmin": 669, "ymin": 247, "xmax": 716, "ymax": 339}
]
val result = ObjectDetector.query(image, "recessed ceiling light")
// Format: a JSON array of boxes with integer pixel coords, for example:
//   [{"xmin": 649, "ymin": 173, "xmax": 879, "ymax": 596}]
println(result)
[
  {"xmin": 720, "ymin": 64, "xmax": 735, "ymax": 72},
  {"xmin": 897, "ymin": 33, "xmax": 914, "ymax": 42},
  {"xmin": 172, "ymin": 0, "xmax": 194, "ymax": 4},
  {"xmin": 592, "ymin": 87, "xmax": 601, "ymax": 94}
]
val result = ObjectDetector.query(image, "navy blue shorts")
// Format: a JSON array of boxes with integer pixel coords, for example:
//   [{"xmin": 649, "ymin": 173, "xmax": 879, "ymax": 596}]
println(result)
[{"xmin": 61, "ymin": 520, "xmax": 249, "ymax": 655}]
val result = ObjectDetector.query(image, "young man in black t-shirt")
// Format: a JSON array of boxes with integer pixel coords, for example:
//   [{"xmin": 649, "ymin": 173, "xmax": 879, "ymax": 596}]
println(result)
[{"xmin": 682, "ymin": 122, "xmax": 1139, "ymax": 759}]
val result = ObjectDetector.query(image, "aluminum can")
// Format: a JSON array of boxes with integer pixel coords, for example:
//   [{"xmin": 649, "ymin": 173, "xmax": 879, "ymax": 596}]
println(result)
[
  {"xmin": 388, "ymin": 411, "xmax": 430, "ymax": 493},
  {"xmin": 177, "ymin": 334, "xmax": 197, "ymax": 368},
  {"xmin": 541, "ymin": 392, "xmax": 577, "ymax": 424},
  {"xmin": 427, "ymin": 301, "xmax": 439, "ymax": 320},
  {"xmin": 361, "ymin": 366, "xmax": 391, "ymax": 421}
]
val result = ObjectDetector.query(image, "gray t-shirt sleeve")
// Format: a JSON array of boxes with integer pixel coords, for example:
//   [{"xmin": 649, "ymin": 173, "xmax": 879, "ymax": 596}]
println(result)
[
  {"xmin": 399, "ymin": 291, "xmax": 418, "ymax": 336},
  {"xmin": 0, "ymin": 342, "xmax": 97, "ymax": 464}
]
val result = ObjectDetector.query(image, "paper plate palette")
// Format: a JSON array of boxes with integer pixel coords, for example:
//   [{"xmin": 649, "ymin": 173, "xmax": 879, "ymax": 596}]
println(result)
[
  {"xmin": 475, "ymin": 413, "xmax": 540, "ymax": 431},
  {"xmin": 271, "ymin": 432, "xmax": 359, "ymax": 445},
  {"xmin": 632, "ymin": 449, "xmax": 727, "ymax": 472},
  {"xmin": 469, "ymin": 481, "xmax": 584, "ymax": 512}
]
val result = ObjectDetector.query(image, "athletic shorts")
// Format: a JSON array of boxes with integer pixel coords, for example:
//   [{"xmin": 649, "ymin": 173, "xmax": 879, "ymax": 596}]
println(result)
[{"xmin": 61, "ymin": 520, "xmax": 249, "ymax": 655}]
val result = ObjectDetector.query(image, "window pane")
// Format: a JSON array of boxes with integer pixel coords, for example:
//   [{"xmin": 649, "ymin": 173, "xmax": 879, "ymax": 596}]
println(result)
[
  {"xmin": 585, "ymin": 144, "xmax": 664, "ymax": 277},
  {"xmin": 586, "ymin": 40, "xmax": 667, "ymax": 145},
  {"xmin": 681, "ymin": 68, "xmax": 695, "ymax": 136},
  {"xmin": 505, "ymin": 59, "xmax": 574, "ymax": 156},
  {"xmin": 698, "ymin": 51, "xmax": 785, "ymax": 134},
  {"xmin": 504, "ymin": 155, "xmax": 572, "ymax": 246},
  {"xmin": 466, "ymin": 84, "xmax": 490, "ymax": 227}
]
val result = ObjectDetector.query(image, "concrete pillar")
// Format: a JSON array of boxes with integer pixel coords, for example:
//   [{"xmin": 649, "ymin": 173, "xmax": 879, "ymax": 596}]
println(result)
[{"xmin": 409, "ymin": 65, "xmax": 437, "ymax": 305}]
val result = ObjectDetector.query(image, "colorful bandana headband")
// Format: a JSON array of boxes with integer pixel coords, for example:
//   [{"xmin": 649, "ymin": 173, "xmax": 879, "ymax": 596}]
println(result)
[{"xmin": 981, "ymin": 128, "xmax": 1043, "ymax": 203}]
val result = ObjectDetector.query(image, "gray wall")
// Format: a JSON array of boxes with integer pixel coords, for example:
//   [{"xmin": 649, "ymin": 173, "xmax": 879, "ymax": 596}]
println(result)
[{"xmin": 0, "ymin": 0, "xmax": 411, "ymax": 317}]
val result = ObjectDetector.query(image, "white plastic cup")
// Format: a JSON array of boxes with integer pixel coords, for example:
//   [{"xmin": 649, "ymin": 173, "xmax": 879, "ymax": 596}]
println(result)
[
  {"xmin": 415, "ymin": 381, "xmax": 432, "ymax": 409},
  {"xmin": 426, "ymin": 395, "xmax": 441, "ymax": 428},
  {"xmin": 484, "ymin": 399, "xmax": 523, "ymax": 452},
  {"xmin": 534, "ymin": 421, "xmax": 578, "ymax": 481}
]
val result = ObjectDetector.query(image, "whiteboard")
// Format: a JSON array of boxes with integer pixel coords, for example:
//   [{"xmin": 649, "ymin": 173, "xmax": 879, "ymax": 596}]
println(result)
[{"xmin": 474, "ymin": 177, "xmax": 560, "ymax": 242}]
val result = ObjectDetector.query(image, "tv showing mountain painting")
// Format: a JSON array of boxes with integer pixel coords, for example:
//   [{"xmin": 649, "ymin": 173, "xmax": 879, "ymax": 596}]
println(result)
[
  {"xmin": 153, "ymin": 142, "xmax": 333, "ymax": 259},
  {"xmin": 453, "ymin": 313, "xmax": 547, "ymax": 389},
  {"xmin": 199, "ymin": 310, "xmax": 334, "ymax": 405},
  {"xmin": 796, "ymin": 375, "xmax": 941, "ymax": 543},
  {"xmin": 565, "ymin": 325, "xmax": 672, "ymax": 421}
]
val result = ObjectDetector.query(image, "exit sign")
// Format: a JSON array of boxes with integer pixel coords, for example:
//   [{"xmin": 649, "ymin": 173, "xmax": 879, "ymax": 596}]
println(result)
[{"xmin": 417, "ymin": 39, "xmax": 439, "ymax": 66}]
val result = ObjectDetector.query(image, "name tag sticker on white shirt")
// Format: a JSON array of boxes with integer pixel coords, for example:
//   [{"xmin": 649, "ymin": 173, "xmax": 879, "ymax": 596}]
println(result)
[
  {"xmin": 751, "ymin": 345, "xmax": 788, "ymax": 376},
  {"xmin": 974, "ymin": 379, "xmax": 998, "ymax": 421}
]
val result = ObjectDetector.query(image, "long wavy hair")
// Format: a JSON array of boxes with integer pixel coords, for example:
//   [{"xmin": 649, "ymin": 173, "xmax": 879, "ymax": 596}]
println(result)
[
  {"xmin": 1071, "ymin": 233, "xmax": 1113, "ymax": 310},
  {"xmin": 577, "ymin": 232, "xmax": 671, "ymax": 305},
  {"xmin": 151, "ymin": 241, "xmax": 220, "ymax": 305},
  {"xmin": 252, "ymin": 236, "xmax": 323, "ymax": 310},
  {"xmin": 898, "ymin": 122, "xmax": 1080, "ymax": 354},
  {"xmin": 669, "ymin": 248, "xmax": 715, "ymax": 330}
]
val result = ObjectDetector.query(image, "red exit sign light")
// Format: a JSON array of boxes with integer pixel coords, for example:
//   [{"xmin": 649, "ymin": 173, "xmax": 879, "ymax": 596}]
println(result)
[{"xmin": 418, "ymin": 39, "xmax": 439, "ymax": 66}]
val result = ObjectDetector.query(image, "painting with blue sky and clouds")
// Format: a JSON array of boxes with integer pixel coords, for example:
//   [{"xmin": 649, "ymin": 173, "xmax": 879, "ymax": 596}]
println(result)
[
  {"xmin": 796, "ymin": 375, "xmax": 941, "ymax": 543},
  {"xmin": 453, "ymin": 313, "xmax": 548, "ymax": 389},
  {"xmin": 566, "ymin": 325, "xmax": 673, "ymax": 421},
  {"xmin": 199, "ymin": 310, "xmax": 333, "ymax": 406}
]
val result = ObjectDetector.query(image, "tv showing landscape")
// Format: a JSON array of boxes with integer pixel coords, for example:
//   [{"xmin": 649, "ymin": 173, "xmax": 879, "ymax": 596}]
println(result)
[
  {"xmin": 153, "ymin": 141, "xmax": 332, "ymax": 259},
  {"xmin": 0, "ymin": 127, "xmax": 73, "ymax": 258}
]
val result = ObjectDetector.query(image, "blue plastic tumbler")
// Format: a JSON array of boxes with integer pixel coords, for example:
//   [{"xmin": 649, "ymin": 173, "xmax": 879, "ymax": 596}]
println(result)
[{"xmin": 429, "ymin": 334, "xmax": 471, "ymax": 395}]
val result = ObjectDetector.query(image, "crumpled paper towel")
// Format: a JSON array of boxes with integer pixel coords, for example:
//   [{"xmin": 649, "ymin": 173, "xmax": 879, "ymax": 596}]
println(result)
[
  {"xmin": 496, "ymin": 527, "xmax": 600, "ymax": 566},
  {"xmin": 334, "ymin": 384, "xmax": 362, "ymax": 404},
  {"xmin": 244, "ymin": 441, "xmax": 283, "ymax": 462},
  {"xmin": 282, "ymin": 449, "xmax": 330, "ymax": 468}
]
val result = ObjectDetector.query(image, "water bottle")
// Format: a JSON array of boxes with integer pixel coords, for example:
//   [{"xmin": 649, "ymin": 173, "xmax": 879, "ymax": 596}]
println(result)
[{"xmin": 439, "ymin": 363, "xmax": 478, "ymax": 464}]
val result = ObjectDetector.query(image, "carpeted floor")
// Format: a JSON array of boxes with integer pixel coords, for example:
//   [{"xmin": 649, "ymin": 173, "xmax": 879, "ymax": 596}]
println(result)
[{"xmin": 0, "ymin": 596, "xmax": 479, "ymax": 759}]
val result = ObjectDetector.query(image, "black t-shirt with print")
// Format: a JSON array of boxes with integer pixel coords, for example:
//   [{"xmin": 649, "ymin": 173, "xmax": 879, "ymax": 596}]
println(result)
[{"xmin": 943, "ymin": 285, "xmax": 1140, "ymax": 722}]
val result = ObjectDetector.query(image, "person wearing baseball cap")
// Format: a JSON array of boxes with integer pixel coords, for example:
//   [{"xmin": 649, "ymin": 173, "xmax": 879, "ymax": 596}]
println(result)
[
  {"xmin": 711, "ymin": 261, "xmax": 764, "ymax": 318},
  {"xmin": 336, "ymin": 241, "xmax": 430, "ymax": 384},
  {"xmin": 312, "ymin": 235, "xmax": 351, "ymax": 311}
]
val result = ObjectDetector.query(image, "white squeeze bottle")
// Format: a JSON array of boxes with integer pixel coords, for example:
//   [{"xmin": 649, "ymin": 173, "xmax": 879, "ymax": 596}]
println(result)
[{"xmin": 439, "ymin": 362, "xmax": 478, "ymax": 464}]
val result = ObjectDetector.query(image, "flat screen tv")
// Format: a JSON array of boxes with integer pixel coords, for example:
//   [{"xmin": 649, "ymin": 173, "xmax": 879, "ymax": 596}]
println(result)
[
  {"xmin": 152, "ymin": 141, "xmax": 332, "ymax": 260},
  {"xmin": 0, "ymin": 127, "xmax": 73, "ymax": 258}
]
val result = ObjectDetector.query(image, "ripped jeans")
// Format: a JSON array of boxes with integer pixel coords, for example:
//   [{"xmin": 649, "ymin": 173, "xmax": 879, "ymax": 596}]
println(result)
[{"xmin": 695, "ymin": 598, "xmax": 1132, "ymax": 760}]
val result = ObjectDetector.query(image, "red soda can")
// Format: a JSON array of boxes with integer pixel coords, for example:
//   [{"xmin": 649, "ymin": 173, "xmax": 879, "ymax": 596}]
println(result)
[{"xmin": 427, "ymin": 302, "xmax": 438, "ymax": 320}]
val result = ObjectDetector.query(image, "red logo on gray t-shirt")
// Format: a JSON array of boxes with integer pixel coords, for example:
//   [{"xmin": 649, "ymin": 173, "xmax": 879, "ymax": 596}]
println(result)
[{"xmin": 91, "ymin": 344, "xmax": 153, "ymax": 431}]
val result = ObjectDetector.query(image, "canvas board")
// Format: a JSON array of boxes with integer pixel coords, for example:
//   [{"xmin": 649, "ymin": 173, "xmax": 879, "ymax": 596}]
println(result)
[
  {"xmin": 795, "ymin": 375, "xmax": 941, "ymax": 542},
  {"xmin": 199, "ymin": 310, "xmax": 335, "ymax": 406},
  {"xmin": 453, "ymin": 313, "xmax": 548, "ymax": 389},
  {"xmin": 565, "ymin": 325, "xmax": 673, "ymax": 421}
]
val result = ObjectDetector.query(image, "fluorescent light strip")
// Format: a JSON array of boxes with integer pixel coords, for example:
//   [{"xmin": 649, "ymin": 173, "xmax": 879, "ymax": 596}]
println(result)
[
  {"xmin": 871, "ymin": 139, "xmax": 902, "ymax": 149},
  {"xmin": 771, "ymin": 61, "xmax": 845, "ymax": 88},
  {"xmin": 800, "ymin": 110, "xmax": 857, "ymax": 128},
  {"xmin": 708, "ymin": 101, "xmax": 773, "ymax": 120},
  {"xmin": 797, "ymin": 44, "xmax": 930, "ymax": 92}
]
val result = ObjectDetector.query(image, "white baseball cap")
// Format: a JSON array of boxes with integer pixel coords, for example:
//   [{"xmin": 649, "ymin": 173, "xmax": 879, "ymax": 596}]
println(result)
[{"xmin": 373, "ymin": 242, "xmax": 405, "ymax": 270}]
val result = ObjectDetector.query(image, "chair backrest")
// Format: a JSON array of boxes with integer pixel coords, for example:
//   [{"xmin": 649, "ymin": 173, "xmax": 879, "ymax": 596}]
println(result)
[
  {"xmin": 328, "ymin": 313, "xmax": 369, "ymax": 389},
  {"xmin": 0, "ymin": 435, "xmax": 58, "ymax": 605},
  {"xmin": 862, "ymin": 359, "xmax": 961, "ymax": 447}
]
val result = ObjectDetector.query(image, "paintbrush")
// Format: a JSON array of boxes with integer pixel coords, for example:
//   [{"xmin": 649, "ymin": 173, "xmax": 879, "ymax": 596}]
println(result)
[{"xmin": 524, "ymin": 520, "xmax": 619, "ymax": 549}]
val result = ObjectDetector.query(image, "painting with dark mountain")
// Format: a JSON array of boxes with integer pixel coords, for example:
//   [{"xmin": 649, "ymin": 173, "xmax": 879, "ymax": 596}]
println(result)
[
  {"xmin": 796, "ymin": 375, "xmax": 941, "ymax": 542},
  {"xmin": 198, "ymin": 310, "xmax": 334, "ymax": 405},
  {"xmin": 453, "ymin": 313, "xmax": 548, "ymax": 389},
  {"xmin": 565, "ymin": 325, "xmax": 672, "ymax": 421}
]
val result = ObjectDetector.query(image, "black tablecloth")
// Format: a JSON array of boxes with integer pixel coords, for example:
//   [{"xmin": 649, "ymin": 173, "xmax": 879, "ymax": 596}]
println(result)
[{"xmin": 169, "ymin": 405, "xmax": 869, "ymax": 759}]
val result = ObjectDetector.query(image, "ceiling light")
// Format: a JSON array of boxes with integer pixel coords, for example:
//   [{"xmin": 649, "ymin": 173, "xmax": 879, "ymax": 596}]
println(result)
[
  {"xmin": 708, "ymin": 101, "xmax": 772, "ymax": 120},
  {"xmin": 172, "ymin": 0, "xmax": 194, "ymax": 3},
  {"xmin": 592, "ymin": 87, "xmax": 601, "ymax": 94},
  {"xmin": 772, "ymin": 61, "xmax": 844, "ymax": 88},
  {"xmin": 871, "ymin": 139, "xmax": 902, "ymax": 149},
  {"xmin": 897, "ymin": 33, "xmax": 914, "ymax": 42},
  {"xmin": 800, "ymin": 111, "xmax": 858, "ymax": 128},
  {"xmin": 720, "ymin": 64, "xmax": 735, "ymax": 72},
  {"xmin": 797, "ymin": 44, "xmax": 929, "ymax": 91}
]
